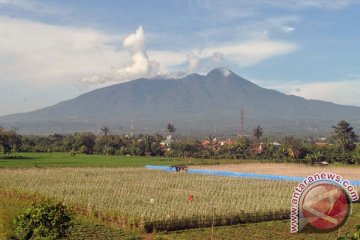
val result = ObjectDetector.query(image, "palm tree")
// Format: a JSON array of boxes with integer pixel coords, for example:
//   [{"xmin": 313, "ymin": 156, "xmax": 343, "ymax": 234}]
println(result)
[
  {"xmin": 252, "ymin": 125, "xmax": 263, "ymax": 141},
  {"xmin": 100, "ymin": 125, "xmax": 110, "ymax": 150},
  {"xmin": 166, "ymin": 123, "xmax": 176, "ymax": 136}
]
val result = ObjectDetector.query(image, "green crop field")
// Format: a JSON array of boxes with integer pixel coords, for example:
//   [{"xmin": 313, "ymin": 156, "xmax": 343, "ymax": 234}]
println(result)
[
  {"xmin": 2, "ymin": 194, "xmax": 359, "ymax": 239},
  {"xmin": 0, "ymin": 167, "xmax": 295, "ymax": 232},
  {"xmin": 0, "ymin": 152, "xmax": 238, "ymax": 168},
  {"xmin": 1, "ymin": 153, "xmax": 359, "ymax": 239}
]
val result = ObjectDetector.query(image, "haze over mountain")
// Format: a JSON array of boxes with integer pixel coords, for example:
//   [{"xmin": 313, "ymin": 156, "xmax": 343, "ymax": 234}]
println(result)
[{"xmin": 1, "ymin": 68, "xmax": 360, "ymax": 136}]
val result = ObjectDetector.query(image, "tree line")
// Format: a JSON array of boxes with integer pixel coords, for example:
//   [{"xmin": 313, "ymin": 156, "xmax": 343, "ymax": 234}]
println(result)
[{"xmin": 0, "ymin": 121, "xmax": 358, "ymax": 164}]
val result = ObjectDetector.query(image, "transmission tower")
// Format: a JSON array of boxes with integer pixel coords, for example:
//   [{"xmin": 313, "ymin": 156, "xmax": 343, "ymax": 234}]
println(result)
[{"xmin": 240, "ymin": 108, "xmax": 244, "ymax": 136}]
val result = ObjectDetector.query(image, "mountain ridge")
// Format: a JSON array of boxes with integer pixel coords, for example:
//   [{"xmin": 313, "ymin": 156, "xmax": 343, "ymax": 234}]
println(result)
[{"xmin": 1, "ymin": 68, "xmax": 360, "ymax": 136}]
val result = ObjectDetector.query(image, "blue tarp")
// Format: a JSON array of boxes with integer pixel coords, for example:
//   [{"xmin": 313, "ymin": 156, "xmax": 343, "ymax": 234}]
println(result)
[
  {"xmin": 187, "ymin": 169, "xmax": 304, "ymax": 182},
  {"xmin": 145, "ymin": 165, "xmax": 175, "ymax": 172},
  {"xmin": 145, "ymin": 165, "xmax": 360, "ymax": 186},
  {"xmin": 351, "ymin": 180, "xmax": 360, "ymax": 186}
]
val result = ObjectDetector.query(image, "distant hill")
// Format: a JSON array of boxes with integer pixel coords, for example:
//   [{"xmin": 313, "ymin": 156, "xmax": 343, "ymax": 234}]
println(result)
[{"xmin": 1, "ymin": 68, "xmax": 360, "ymax": 136}]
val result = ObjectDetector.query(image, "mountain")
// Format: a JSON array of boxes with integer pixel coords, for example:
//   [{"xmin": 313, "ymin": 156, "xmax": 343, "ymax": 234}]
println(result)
[{"xmin": 1, "ymin": 68, "xmax": 360, "ymax": 136}]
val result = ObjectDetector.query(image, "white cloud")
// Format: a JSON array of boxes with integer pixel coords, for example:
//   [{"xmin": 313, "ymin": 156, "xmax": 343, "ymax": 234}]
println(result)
[
  {"xmin": 212, "ymin": 52, "xmax": 225, "ymax": 63},
  {"xmin": 76, "ymin": 74, "xmax": 110, "ymax": 88},
  {"xmin": 208, "ymin": 40, "xmax": 297, "ymax": 66},
  {"xmin": 274, "ymin": 80, "xmax": 360, "ymax": 107},
  {"xmin": 293, "ymin": 0, "xmax": 356, "ymax": 10},
  {"xmin": 150, "ymin": 40, "xmax": 296, "ymax": 73},
  {"xmin": 280, "ymin": 26, "xmax": 296, "ymax": 33},
  {"xmin": 184, "ymin": 51, "xmax": 225, "ymax": 74},
  {"xmin": 250, "ymin": 0, "xmax": 358, "ymax": 10},
  {"xmin": 147, "ymin": 50, "xmax": 186, "ymax": 70},
  {"xmin": 0, "ymin": 18, "xmax": 160, "ymax": 89},
  {"xmin": 186, "ymin": 52, "xmax": 200, "ymax": 73},
  {"xmin": 0, "ymin": 0, "xmax": 60, "ymax": 15},
  {"xmin": 0, "ymin": 16, "xmax": 125, "ymax": 86}
]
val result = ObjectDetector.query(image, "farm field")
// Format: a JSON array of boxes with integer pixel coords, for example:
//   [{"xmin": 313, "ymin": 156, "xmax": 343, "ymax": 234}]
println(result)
[
  {"xmin": 157, "ymin": 203, "xmax": 360, "ymax": 240},
  {"xmin": 0, "ymin": 167, "xmax": 295, "ymax": 232},
  {"xmin": 0, "ymin": 194, "xmax": 142, "ymax": 240},
  {"xmin": 192, "ymin": 163, "xmax": 360, "ymax": 180},
  {"xmin": 1, "ymin": 155, "xmax": 359, "ymax": 239},
  {"xmin": 0, "ymin": 152, "xmax": 239, "ymax": 168},
  {"xmin": 2, "ymin": 195, "xmax": 359, "ymax": 240}
]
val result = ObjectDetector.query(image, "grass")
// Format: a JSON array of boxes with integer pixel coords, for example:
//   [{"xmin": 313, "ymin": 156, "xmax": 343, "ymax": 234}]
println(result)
[
  {"xmin": 0, "ymin": 152, "xmax": 236, "ymax": 168},
  {"xmin": 0, "ymin": 167, "xmax": 295, "ymax": 231},
  {"xmin": 0, "ymin": 194, "xmax": 30, "ymax": 239}
]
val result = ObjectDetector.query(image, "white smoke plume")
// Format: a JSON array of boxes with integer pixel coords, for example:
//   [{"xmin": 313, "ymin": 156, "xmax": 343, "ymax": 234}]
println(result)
[
  {"xmin": 118, "ymin": 26, "xmax": 159, "ymax": 78},
  {"xmin": 186, "ymin": 52, "xmax": 200, "ymax": 73},
  {"xmin": 185, "ymin": 51, "xmax": 226, "ymax": 74},
  {"xmin": 212, "ymin": 52, "xmax": 224, "ymax": 63},
  {"xmin": 78, "ymin": 26, "xmax": 160, "ymax": 87}
]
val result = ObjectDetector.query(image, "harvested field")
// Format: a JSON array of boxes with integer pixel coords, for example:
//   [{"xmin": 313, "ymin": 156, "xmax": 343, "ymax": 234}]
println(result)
[{"xmin": 192, "ymin": 163, "xmax": 360, "ymax": 180}]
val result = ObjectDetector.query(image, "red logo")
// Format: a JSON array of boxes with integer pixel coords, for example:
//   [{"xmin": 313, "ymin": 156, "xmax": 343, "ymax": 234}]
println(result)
[{"xmin": 301, "ymin": 182, "xmax": 351, "ymax": 231}]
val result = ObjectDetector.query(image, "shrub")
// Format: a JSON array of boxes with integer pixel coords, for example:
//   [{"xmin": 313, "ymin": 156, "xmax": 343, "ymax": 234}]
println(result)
[
  {"xmin": 305, "ymin": 151, "xmax": 325, "ymax": 165},
  {"xmin": 12, "ymin": 202, "xmax": 73, "ymax": 240},
  {"xmin": 79, "ymin": 145, "xmax": 90, "ymax": 154}
]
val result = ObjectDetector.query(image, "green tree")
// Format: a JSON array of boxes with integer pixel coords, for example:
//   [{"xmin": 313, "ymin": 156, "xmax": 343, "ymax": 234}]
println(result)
[
  {"xmin": 281, "ymin": 136, "xmax": 305, "ymax": 159},
  {"xmin": 13, "ymin": 202, "xmax": 72, "ymax": 240},
  {"xmin": 333, "ymin": 120, "xmax": 358, "ymax": 154},
  {"xmin": 0, "ymin": 127, "xmax": 21, "ymax": 156},
  {"xmin": 74, "ymin": 132, "xmax": 96, "ymax": 154},
  {"xmin": 226, "ymin": 136, "xmax": 251, "ymax": 159},
  {"xmin": 0, "ymin": 126, "xmax": 5, "ymax": 155},
  {"xmin": 63, "ymin": 135, "xmax": 75, "ymax": 152}
]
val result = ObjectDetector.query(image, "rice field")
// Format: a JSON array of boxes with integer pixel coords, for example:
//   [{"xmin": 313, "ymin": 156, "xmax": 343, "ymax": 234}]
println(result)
[
  {"xmin": 0, "ymin": 167, "xmax": 295, "ymax": 231},
  {"xmin": 192, "ymin": 163, "xmax": 360, "ymax": 180}
]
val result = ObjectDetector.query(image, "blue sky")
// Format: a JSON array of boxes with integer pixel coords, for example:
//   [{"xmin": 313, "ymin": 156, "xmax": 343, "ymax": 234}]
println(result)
[{"xmin": 0, "ymin": 0, "xmax": 360, "ymax": 115}]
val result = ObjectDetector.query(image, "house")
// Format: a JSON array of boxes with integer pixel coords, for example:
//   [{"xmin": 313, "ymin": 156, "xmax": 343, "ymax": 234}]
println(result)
[
  {"xmin": 160, "ymin": 135, "xmax": 173, "ymax": 151},
  {"xmin": 220, "ymin": 139, "xmax": 235, "ymax": 146},
  {"xmin": 201, "ymin": 140, "xmax": 210, "ymax": 146},
  {"xmin": 253, "ymin": 143, "xmax": 264, "ymax": 154}
]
